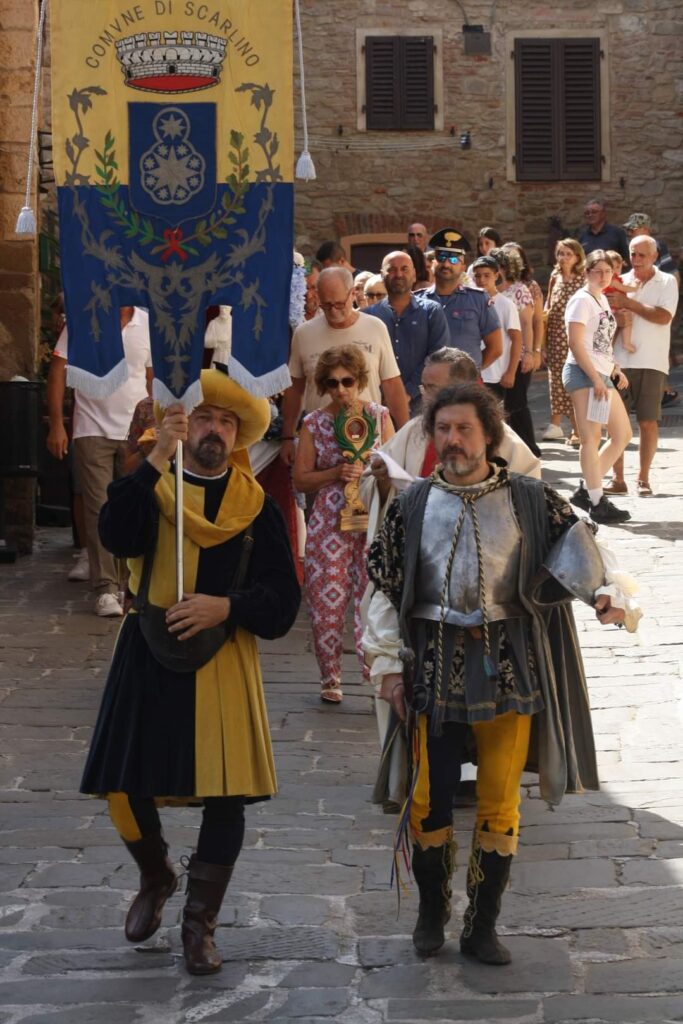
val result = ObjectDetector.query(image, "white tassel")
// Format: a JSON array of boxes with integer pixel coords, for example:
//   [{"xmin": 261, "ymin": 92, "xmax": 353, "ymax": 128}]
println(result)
[
  {"xmin": 15, "ymin": 206, "xmax": 37, "ymax": 235},
  {"xmin": 18, "ymin": 0, "xmax": 48, "ymax": 238},
  {"xmin": 294, "ymin": 0, "xmax": 316, "ymax": 183},
  {"xmin": 295, "ymin": 149, "xmax": 316, "ymax": 182}
]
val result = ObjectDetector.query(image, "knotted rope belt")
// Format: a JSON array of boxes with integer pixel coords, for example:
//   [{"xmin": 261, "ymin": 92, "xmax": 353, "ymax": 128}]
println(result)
[{"xmin": 430, "ymin": 469, "xmax": 509, "ymax": 730}]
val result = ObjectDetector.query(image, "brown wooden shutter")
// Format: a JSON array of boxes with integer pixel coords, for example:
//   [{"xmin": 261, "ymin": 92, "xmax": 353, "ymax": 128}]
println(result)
[
  {"xmin": 515, "ymin": 39, "xmax": 557, "ymax": 180},
  {"xmin": 400, "ymin": 37, "xmax": 434, "ymax": 130},
  {"xmin": 515, "ymin": 37, "xmax": 601, "ymax": 181},
  {"xmin": 560, "ymin": 39, "xmax": 601, "ymax": 179},
  {"xmin": 366, "ymin": 36, "xmax": 434, "ymax": 131},
  {"xmin": 366, "ymin": 36, "xmax": 400, "ymax": 131}
]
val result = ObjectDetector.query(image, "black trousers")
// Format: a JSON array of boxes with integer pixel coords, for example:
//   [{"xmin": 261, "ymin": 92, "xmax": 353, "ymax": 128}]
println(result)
[
  {"xmin": 108, "ymin": 793, "xmax": 246, "ymax": 866},
  {"xmin": 487, "ymin": 372, "xmax": 540, "ymax": 457}
]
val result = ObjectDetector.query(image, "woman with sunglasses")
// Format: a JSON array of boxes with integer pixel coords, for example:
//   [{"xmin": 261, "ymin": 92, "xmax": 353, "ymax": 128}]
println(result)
[
  {"xmin": 363, "ymin": 273, "xmax": 387, "ymax": 306},
  {"xmin": 293, "ymin": 345, "xmax": 394, "ymax": 703}
]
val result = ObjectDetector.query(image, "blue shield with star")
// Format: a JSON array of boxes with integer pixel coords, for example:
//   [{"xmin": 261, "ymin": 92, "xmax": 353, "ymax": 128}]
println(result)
[{"xmin": 129, "ymin": 103, "xmax": 216, "ymax": 223}]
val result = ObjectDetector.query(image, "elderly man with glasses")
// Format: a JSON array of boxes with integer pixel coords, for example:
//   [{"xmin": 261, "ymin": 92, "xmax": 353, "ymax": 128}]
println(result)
[
  {"xmin": 578, "ymin": 198, "xmax": 630, "ymax": 264},
  {"xmin": 422, "ymin": 228, "xmax": 503, "ymax": 372},
  {"xmin": 407, "ymin": 222, "xmax": 429, "ymax": 252},
  {"xmin": 279, "ymin": 267, "xmax": 410, "ymax": 467}
]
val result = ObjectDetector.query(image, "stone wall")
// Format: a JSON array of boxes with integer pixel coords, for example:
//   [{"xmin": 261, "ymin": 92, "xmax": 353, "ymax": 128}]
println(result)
[
  {"xmin": 293, "ymin": 0, "xmax": 683, "ymax": 284},
  {"xmin": 0, "ymin": 0, "xmax": 40, "ymax": 552}
]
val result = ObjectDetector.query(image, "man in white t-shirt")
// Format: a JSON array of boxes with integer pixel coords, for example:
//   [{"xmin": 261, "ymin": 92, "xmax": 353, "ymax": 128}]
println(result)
[
  {"xmin": 47, "ymin": 307, "xmax": 152, "ymax": 615},
  {"xmin": 608, "ymin": 235, "xmax": 679, "ymax": 496},
  {"xmin": 279, "ymin": 267, "xmax": 410, "ymax": 466}
]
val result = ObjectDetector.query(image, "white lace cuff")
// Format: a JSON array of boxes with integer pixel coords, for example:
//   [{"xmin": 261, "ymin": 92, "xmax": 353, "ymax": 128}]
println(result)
[{"xmin": 594, "ymin": 539, "xmax": 642, "ymax": 633}]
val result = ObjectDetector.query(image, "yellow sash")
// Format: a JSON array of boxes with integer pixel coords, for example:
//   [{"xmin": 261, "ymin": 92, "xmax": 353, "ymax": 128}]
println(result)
[
  {"xmin": 128, "ymin": 453, "xmax": 264, "ymax": 605},
  {"xmin": 126, "ymin": 455, "xmax": 275, "ymax": 797}
]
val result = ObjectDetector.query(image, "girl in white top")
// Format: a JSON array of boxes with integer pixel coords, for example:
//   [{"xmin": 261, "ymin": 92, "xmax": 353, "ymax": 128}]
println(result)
[{"xmin": 562, "ymin": 250, "xmax": 632, "ymax": 524}]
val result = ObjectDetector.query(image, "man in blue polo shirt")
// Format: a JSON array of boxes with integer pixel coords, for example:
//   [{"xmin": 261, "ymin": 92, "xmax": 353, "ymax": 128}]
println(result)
[
  {"xmin": 422, "ymin": 228, "xmax": 502, "ymax": 372},
  {"xmin": 365, "ymin": 250, "xmax": 450, "ymax": 411},
  {"xmin": 578, "ymin": 198, "xmax": 630, "ymax": 263}
]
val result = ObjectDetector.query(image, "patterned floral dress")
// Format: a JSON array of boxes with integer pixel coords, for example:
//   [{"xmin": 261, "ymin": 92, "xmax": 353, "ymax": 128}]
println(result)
[
  {"xmin": 304, "ymin": 402, "xmax": 389, "ymax": 690},
  {"xmin": 546, "ymin": 272, "xmax": 586, "ymax": 418}
]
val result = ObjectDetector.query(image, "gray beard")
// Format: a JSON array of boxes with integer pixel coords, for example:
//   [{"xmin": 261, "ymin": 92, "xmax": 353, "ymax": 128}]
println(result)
[{"xmin": 442, "ymin": 447, "xmax": 487, "ymax": 478}]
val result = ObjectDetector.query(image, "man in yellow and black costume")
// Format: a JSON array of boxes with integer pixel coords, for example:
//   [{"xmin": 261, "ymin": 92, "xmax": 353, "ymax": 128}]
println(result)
[{"xmin": 80, "ymin": 367, "xmax": 301, "ymax": 975}]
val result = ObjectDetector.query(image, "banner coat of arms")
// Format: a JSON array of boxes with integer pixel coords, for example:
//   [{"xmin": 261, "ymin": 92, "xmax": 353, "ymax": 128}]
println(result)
[{"xmin": 52, "ymin": 0, "xmax": 294, "ymax": 407}]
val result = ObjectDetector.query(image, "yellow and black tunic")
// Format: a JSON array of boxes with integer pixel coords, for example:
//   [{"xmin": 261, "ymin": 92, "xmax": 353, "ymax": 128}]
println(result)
[{"xmin": 80, "ymin": 457, "xmax": 301, "ymax": 802}]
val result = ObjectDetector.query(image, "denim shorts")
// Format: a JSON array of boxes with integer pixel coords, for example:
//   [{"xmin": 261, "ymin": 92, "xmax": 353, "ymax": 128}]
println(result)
[{"xmin": 562, "ymin": 362, "xmax": 614, "ymax": 394}]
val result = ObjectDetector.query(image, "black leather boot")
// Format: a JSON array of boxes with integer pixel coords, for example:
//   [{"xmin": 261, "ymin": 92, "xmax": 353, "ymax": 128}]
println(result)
[
  {"xmin": 411, "ymin": 839, "xmax": 455, "ymax": 956},
  {"xmin": 123, "ymin": 831, "xmax": 177, "ymax": 943},
  {"xmin": 181, "ymin": 856, "xmax": 234, "ymax": 975},
  {"xmin": 459, "ymin": 838, "xmax": 512, "ymax": 965}
]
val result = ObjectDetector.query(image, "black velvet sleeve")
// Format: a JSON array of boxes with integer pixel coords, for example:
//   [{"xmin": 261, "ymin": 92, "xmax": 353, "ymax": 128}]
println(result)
[
  {"xmin": 98, "ymin": 460, "xmax": 161, "ymax": 559},
  {"xmin": 366, "ymin": 496, "xmax": 406, "ymax": 612},
  {"xmin": 543, "ymin": 482, "xmax": 582, "ymax": 545},
  {"xmin": 226, "ymin": 496, "xmax": 301, "ymax": 640}
]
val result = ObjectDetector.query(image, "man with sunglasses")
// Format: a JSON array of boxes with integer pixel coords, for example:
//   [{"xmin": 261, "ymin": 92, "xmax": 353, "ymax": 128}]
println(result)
[
  {"xmin": 423, "ymin": 228, "xmax": 503, "ymax": 372},
  {"xmin": 407, "ymin": 222, "xmax": 429, "ymax": 252}
]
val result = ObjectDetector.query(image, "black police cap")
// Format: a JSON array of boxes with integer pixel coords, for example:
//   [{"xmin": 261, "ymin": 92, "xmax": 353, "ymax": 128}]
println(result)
[{"xmin": 428, "ymin": 228, "xmax": 471, "ymax": 253}]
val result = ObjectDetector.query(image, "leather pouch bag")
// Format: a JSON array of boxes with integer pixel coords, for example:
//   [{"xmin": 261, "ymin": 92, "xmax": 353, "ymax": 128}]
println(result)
[{"xmin": 134, "ymin": 507, "xmax": 254, "ymax": 673}]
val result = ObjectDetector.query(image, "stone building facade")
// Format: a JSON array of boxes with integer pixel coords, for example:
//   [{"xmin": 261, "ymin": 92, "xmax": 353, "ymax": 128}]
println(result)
[
  {"xmin": 292, "ymin": 0, "xmax": 682, "ymax": 279},
  {"xmin": 0, "ymin": 0, "xmax": 40, "ymax": 551},
  {"xmin": 0, "ymin": 0, "xmax": 680, "ymax": 548}
]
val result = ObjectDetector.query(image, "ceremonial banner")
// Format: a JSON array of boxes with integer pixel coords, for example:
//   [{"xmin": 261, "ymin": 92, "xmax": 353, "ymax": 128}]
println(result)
[{"xmin": 52, "ymin": 0, "xmax": 294, "ymax": 406}]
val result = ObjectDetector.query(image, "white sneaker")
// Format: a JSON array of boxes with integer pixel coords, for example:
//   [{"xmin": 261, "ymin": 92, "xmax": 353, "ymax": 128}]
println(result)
[
  {"xmin": 95, "ymin": 593, "xmax": 123, "ymax": 617},
  {"xmin": 68, "ymin": 549, "xmax": 90, "ymax": 582},
  {"xmin": 542, "ymin": 423, "xmax": 565, "ymax": 441}
]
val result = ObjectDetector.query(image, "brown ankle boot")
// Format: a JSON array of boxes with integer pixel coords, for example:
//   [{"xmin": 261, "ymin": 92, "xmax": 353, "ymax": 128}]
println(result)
[
  {"xmin": 124, "ymin": 831, "xmax": 177, "ymax": 943},
  {"xmin": 181, "ymin": 856, "xmax": 234, "ymax": 975}
]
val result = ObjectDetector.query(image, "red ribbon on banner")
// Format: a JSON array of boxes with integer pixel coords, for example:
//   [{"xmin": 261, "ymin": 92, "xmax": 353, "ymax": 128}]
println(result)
[{"xmin": 161, "ymin": 228, "xmax": 188, "ymax": 262}]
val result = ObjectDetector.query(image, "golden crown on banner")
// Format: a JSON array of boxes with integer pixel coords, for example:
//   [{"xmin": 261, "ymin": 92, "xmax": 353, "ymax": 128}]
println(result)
[{"xmin": 115, "ymin": 32, "xmax": 227, "ymax": 93}]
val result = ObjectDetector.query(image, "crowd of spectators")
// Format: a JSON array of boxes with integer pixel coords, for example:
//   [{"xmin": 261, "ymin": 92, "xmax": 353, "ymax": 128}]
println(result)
[{"xmin": 46, "ymin": 200, "xmax": 678, "ymax": 643}]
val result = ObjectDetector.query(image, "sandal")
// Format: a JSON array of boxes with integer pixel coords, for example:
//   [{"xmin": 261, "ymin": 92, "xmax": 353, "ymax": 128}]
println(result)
[
  {"xmin": 566, "ymin": 433, "xmax": 581, "ymax": 448},
  {"xmin": 636, "ymin": 480, "xmax": 653, "ymax": 497},
  {"xmin": 320, "ymin": 683, "xmax": 343, "ymax": 704},
  {"xmin": 604, "ymin": 479, "xmax": 628, "ymax": 495}
]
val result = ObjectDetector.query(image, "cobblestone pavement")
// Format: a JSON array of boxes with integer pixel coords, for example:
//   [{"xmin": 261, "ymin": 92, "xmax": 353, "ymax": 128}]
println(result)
[{"xmin": 1, "ymin": 370, "xmax": 682, "ymax": 1024}]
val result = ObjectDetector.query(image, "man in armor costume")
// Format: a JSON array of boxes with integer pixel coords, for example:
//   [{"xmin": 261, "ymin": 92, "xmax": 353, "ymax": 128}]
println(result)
[
  {"xmin": 364, "ymin": 383, "xmax": 629, "ymax": 965},
  {"xmin": 81, "ymin": 368, "xmax": 301, "ymax": 975}
]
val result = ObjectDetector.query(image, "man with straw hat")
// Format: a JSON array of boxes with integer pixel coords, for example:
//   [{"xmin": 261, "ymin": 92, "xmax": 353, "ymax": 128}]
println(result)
[{"xmin": 80, "ymin": 367, "xmax": 301, "ymax": 975}]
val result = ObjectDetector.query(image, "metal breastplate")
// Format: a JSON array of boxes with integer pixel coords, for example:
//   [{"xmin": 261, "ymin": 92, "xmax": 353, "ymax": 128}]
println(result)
[{"xmin": 413, "ymin": 485, "xmax": 523, "ymax": 627}]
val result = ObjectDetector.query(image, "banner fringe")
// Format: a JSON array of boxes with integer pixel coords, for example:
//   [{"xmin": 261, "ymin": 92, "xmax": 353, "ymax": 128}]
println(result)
[
  {"xmin": 153, "ymin": 377, "xmax": 204, "ymax": 413},
  {"xmin": 227, "ymin": 357, "xmax": 291, "ymax": 399},
  {"xmin": 66, "ymin": 359, "xmax": 128, "ymax": 399}
]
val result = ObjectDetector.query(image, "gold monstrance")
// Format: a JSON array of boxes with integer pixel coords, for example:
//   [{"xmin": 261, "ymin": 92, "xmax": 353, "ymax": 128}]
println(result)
[{"xmin": 333, "ymin": 406, "xmax": 377, "ymax": 532}]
